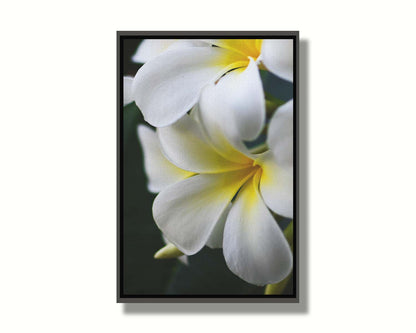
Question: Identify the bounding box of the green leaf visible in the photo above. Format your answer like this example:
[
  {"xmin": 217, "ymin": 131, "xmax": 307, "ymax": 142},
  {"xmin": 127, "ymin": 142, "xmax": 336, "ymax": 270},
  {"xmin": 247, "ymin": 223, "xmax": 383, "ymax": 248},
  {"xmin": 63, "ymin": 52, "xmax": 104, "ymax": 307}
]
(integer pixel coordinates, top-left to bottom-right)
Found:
[
  {"xmin": 265, "ymin": 95, "xmax": 286, "ymax": 117},
  {"xmin": 260, "ymin": 70, "xmax": 293, "ymax": 103},
  {"xmin": 284, "ymin": 220, "xmax": 294, "ymax": 249}
]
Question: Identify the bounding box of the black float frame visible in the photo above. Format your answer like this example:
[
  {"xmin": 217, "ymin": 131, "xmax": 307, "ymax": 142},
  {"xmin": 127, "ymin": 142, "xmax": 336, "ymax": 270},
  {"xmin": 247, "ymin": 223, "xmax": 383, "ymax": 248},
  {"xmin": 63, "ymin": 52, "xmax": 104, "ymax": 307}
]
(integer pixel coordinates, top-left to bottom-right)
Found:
[{"xmin": 117, "ymin": 31, "xmax": 299, "ymax": 303}]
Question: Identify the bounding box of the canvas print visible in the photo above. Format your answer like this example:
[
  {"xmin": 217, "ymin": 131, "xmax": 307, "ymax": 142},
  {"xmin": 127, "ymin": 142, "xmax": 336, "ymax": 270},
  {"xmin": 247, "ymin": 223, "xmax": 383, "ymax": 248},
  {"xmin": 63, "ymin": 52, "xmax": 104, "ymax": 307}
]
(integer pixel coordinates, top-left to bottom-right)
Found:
[{"xmin": 118, "ymin": 32, "xmax": 298, "ymax": 301}]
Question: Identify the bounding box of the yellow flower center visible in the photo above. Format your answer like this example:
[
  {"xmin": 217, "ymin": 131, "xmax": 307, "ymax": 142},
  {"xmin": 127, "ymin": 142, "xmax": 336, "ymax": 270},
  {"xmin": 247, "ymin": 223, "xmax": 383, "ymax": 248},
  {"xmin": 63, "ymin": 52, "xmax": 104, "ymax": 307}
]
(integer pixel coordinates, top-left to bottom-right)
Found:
[
  {"xmin": 232, "ymin": 159, "xmax": 263, "ymax": 199},
  {"xmin": 232, "ymin": 161, "xmax": 263, "ymax": 207},
  {"xmin": 209, "ymin": 39, "xmax": 264, "ymax": 73},
  {"xmin": 215, "ymin": 39, "xmax": 263, "ymax": 60}
]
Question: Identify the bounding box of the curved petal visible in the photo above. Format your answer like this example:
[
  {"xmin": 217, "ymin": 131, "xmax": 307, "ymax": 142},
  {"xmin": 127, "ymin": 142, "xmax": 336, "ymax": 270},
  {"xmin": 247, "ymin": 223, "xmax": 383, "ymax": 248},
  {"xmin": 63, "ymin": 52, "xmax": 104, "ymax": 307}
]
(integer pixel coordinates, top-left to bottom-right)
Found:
[
  {"xmin": 123, "ymin": 76, "xmax": 134, "ymax": 106},
  {"xmin": 132, "ymin": 39, "xmax": 176, "ymax": 63},
  {"xmin": 132, "ymin": 47, "xmax": 248, "ymax": 127},
  {"xmin": 160, "ymin": 236, "xmax": 189, "ymax": 265},
  {"xmin": 223, "ymin": 172, "xmax": 293, "ymax": 285},
  {"xmin": 158, "ymin": 114, "xmax": 247, "ymax": 173},
  {"xmin": 132, "ymin": 39, "xmax": 209, "ymax": 63},
  {"xmin": 206, "ymin": 203, "xmax": 231, "ymax": 249},
  {"xmin": 257, "ymin": 151, "xmax": 293, "ymax": 218},
  {"xmin": 267, "ymin": 100, "xmax": 293, "ymax": 167},
  {"xmin": 214, "ymin": 58, "xmax": 265, "ymax": 140},
  {"xmin": 197, "ymin": 83, "xmax": 254, "ymax": 164},
  {"xmin": 137, "ymin": 125, "xmax": 193, "ymax": 193},
  {"xmin": 260, "ymin": 39, "xmax": 293, "ymax": 82},
  {"xmin": 152, "ymin": 168, "xmax": 254, "ymax": 255}
]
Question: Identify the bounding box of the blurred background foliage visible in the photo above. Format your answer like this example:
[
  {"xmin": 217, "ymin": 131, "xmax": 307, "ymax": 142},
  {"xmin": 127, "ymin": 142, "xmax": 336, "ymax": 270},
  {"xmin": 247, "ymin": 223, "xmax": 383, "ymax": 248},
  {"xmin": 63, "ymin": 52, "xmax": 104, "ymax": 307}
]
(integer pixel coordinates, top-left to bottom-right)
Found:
[{"xmin": 121, "ymin": 38, "xmax": 294, "ymax": 296}]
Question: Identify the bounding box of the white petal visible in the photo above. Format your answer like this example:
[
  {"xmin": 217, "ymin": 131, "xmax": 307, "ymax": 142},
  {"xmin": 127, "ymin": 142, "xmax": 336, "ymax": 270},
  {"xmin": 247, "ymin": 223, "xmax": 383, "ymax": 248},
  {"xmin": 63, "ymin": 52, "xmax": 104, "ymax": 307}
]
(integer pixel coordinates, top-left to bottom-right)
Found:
[
  {"xmin": 260, "ymin": 39, "xmax": 293, "ymax": 82},
  {"xmin": 223, "ymin": 173, "xmax": 293, "ymax": 285},
  {"xmin": 123, "ymin": 76, "xmax": 134, "ymax": 106},
  {"xmin": 132, "ymin": 39, "xmax": 209, "ymax": 63},
  {"xmin": 197, "ymin": 83, "xmax": 254, "ymax": 164},
  {"xmin": 132, "ymin": 47, "xmax": 248, "ymax": 127},
  {"xmin": 170, "ymin": 40, "xmax": 208, "ymax": 48},
  {"xmin": 158, "ymin": 114, "xmax": 247, "ymax": 173},
  {"xmin": 206, "ymin": 203, "xmax": 231, "ymax": 249},
  {"xmin": 132, "ymin": 39, "xmax": 176, "ymax": 63},
  {"xmin": 214, "ymin": 58, "xmax": 265, "ymax": 140},
  {"xmin": 257, "ymin": 151, "xmax": 293, "ymax": 218},
  {"xmin": 137, "ymin": 125, "xmax": 193, "ymax": 193},
  {"xmin": 152, "ymin": 168, "xmax": 253, "ymax": 255},
  {"xmin": 267, "ymin": 100, "xmax": 293, "ymax": 167},
  {"xmin": 160, "ymin": 236, "xmax": 189, "ymax": 265}
]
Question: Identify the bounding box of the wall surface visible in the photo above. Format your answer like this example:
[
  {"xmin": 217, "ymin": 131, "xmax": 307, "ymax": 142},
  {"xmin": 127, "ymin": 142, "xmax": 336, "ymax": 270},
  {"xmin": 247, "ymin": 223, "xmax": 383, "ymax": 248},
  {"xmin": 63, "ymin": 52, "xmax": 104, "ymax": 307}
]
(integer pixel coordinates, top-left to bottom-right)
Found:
[{"xmin": 1, "ymin": 1, "xmax": 415, "ymax": 332}]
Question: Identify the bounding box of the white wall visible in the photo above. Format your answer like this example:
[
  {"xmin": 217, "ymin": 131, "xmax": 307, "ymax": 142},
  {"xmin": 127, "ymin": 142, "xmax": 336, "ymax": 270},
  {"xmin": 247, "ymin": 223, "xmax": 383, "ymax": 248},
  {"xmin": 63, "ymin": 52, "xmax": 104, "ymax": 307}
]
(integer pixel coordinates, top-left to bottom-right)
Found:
[{"xmin": 1, "ymin": 1, "xmax": 415, "ymax": 332}]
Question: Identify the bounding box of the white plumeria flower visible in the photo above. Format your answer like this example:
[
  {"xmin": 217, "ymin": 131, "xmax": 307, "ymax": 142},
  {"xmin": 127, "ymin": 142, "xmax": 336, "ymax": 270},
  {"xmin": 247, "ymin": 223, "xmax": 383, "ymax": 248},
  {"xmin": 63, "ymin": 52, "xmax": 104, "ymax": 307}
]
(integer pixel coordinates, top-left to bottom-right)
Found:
[
  {"xmin": 132, "ymin": 39, "xmax": 293, "ymax": 141},
  {"xmin": 137, "ymin": 83, "xmax": 294, "ymax": 286},
  {"xmin": 131, "ymin": 39, "xmax": 208, "ymax": 64}
]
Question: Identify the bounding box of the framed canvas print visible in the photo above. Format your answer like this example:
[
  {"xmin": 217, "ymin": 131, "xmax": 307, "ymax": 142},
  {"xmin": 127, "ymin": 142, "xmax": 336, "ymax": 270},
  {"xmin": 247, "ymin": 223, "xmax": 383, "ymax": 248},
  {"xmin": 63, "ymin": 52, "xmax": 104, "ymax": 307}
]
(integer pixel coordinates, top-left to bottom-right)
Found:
[{"xmin": 117, "ymin": 31, "xmax": 299, "ymax": 302}]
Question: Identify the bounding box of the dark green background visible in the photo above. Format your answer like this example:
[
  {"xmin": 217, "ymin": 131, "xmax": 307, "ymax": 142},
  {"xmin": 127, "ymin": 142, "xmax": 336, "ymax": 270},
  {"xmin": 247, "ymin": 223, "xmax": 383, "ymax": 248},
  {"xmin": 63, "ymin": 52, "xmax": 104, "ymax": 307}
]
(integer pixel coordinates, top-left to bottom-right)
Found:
[{"xmin": 121, "ymin": 39, "xmax": 293, "ymax": 295}]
